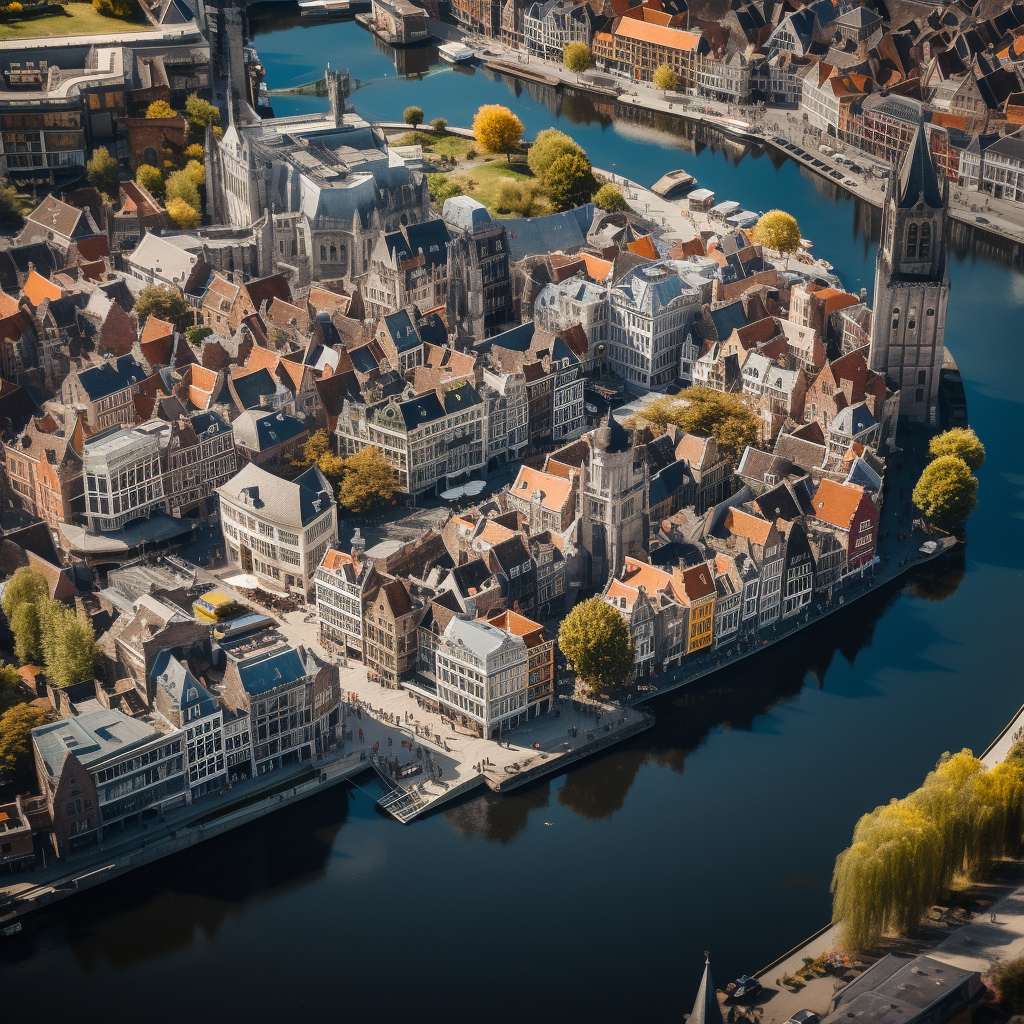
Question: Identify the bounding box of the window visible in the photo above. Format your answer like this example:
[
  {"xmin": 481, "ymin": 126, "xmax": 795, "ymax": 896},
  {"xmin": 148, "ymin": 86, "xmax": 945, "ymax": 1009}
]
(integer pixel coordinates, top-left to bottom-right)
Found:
[
  {"xmin": 908, "ymin": 306, "xmax": 916, "ymax": 331},
  {"xmin": 891, "ymin": 307, "xmax": 900, "ymax": 334},
  {"xmin": 915, "ymin": 387, "xmax": 924, "ymax": 403},
  {"xmin": 905, "ymin": 222, "xmax": 918, "ymax": 259},
  {"xmin": 320, "ymin": 245, "xmax": 326, "ymax": 261},
  {"xmin": 919, "ymin": 222, "xmax": 931, "ymax": 260},
  {"xmin": 330, "ymin": 244, "xmax": 337, "ymax": 261},
  {"xmin": 917, "ymin": 370, "xmax": 926, "ymax": 386}
]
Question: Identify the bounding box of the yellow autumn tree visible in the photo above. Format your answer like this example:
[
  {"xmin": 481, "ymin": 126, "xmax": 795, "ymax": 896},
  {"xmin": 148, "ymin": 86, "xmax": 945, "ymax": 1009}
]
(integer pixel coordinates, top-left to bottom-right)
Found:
[
  {"xmin": 751, "ymin": 210, "xmax": 801, "ymax": 253},
  {"xmin": 472, "ymin": 105, "xmax": 524, "ymax": 163}
]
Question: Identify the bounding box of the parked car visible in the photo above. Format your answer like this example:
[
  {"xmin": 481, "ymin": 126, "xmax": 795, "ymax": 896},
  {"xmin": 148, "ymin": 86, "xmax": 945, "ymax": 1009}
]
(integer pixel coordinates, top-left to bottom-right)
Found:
[
  {"xmin": 785, "ymin": 1012, "xmax": 820, "ymax": 1024},
  {"xmin": 727, "ymin": 976, "xmax": 762, "ymax": 1000}
]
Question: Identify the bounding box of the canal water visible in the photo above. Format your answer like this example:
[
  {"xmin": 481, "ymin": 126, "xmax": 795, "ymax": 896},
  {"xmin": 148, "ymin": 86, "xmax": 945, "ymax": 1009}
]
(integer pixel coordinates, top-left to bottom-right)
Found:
[{"xmin": 4, "ymin": 14, "xmax": 1023, "ymax": 1020}]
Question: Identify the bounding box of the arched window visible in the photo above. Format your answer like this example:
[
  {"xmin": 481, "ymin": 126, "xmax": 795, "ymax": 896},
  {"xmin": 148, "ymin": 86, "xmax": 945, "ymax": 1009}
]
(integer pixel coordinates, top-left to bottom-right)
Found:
[
  {"xmin": 320, "ymin": 245, "xmax": 326, "ymax": 261},
  {"xmin": 926, "ymin": 308, "xmax": 935, "ymax": 317},
  {"xmin": 905, "ymin": 222, "xmax": 918, "ymax": 260},
  {"xmin": 891, "ymin": 307, "xmax": 900, "ymax": 334},
  {"xmin": 907, "ymin": 306, "xmax": 917, "ymax": 331},
  {"xmin": 919, "ymin": 222, "xmax": 931, "ymax": 261},
  {"xmin": 338, "ymin": 244, "xmax": 346, "ymax": 269},
  {"xmin": 329, "ymin": 244, "xmax": 337, "ymax": 262}
]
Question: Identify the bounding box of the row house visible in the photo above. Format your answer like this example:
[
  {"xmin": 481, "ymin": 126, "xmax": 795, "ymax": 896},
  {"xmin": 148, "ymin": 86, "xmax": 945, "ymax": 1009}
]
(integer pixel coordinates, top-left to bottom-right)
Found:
[
  {"xmin": 451, "ymin": 0, "xmax": 502, "ymax": 38},
  {"xmin": 959, "ymin": 131, "xmax": 1024, "ymax": 203},
  {"xmin": 2, "ymin": 408, "xmax": 84, "ymax": 531},
  {"xmin": 740, "ymin": 352, "xmax": 808, "ymax": 443},
  {"xmin": 802, "ymin": 348, "xmax": 892, "ymax": 439},
  {"xmin": 219, "ymin": 639, "xmax": 339, "ymax": 774},
  {"xmin": 363, "ymin": 219, "xmax": 452, "ymax": 321},
  {"xmin": 810, "ymin": 478, "xmax": 879, "ymax": 573},
  {"xmin": 522, "ymin": 0, "xmax": 592, "ymax": 58},
  {"xmin": 62, "ymin": 354, "xmax": 146, "ymax": 435},
  {"xmin": 850, "ymin": 93, "xmax": 924, "ymax": 166},
  {"xmin": 799, "ymin": 62, "xmax": 870, "ymax": 138},
  {"xmin": 532, "ymin": 276, "xmax": 608, "ymax": 378},
  {"xmin": 696, "ymin": 51, "xmax": 754, "ymax": 105},
  {"xmin": 218, "ymin": 462, "xmax": 338, "ymax": 596},
  {"xmin": 315, "ymin": 547, "xmax": 379, "ymax": 658},
  {"xmin": 507, "ymin": 464, "xmax": 577, "ymax": 535},
  {"xmin": 164, "ymin": 412, "xmax": 237, "ymax": 518},
  {"xmin": 609, "ymin": 262, "xmax": 702, "ymax": 392},
  {"xmin": 480, "ymin": 368, "xmax": 529, "ymax": 469},
  {"xmin": 487, "ymin": 609, "xmax": 555, "ymax": 717},
  {"xmin": 606, "ymin": 19, "xmax": 709, "ymax": 89},
  {"xmin": 375, "ymin": 308, "xmax": 448, "ymax": 377},
  {"xmin": 341, "ymin": 381, "xmax": 486, "ymax": 498},
  {"xmin": 363, "ymin": 577, "xmax": 425, "ymax": 688},
  {"xmin": 765, "ymin": 0, "xmax": 837, "ymax": 58},
  {"xmin": 484, "ymin": 534, "xmax": 537, "ymax": 618}
]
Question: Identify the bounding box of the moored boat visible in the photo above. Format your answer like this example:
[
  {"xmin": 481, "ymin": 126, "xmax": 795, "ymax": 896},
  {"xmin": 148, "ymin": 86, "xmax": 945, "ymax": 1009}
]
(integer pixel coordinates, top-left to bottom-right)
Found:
[
  {"xmin": 437, "ymin": 40, "xmax": 475, "ymax": 63},
  {"xmin": 298, "ymin": 0, "xmax": 350, "ymax": 18}
]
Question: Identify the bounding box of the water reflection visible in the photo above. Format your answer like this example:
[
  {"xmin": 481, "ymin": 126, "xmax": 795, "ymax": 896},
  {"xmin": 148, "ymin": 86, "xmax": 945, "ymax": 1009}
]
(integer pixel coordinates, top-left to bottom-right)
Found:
[{"xmin": 446, "ymin": 562, "xmax": 962, "ymax": 840}]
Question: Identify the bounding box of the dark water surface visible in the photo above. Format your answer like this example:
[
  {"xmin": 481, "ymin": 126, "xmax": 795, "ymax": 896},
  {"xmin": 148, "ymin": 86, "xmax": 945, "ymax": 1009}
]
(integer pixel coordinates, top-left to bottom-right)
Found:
[{"xmin": 5, "ymin": 15, "xmax": 1023, "ymax": 1020}]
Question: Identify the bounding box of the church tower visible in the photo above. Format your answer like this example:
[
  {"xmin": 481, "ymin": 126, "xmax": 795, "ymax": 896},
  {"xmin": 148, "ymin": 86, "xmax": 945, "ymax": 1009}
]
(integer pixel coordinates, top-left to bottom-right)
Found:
[{"xmin": 869, "ymin": 121, "xmax": 950, "ymax": 425}]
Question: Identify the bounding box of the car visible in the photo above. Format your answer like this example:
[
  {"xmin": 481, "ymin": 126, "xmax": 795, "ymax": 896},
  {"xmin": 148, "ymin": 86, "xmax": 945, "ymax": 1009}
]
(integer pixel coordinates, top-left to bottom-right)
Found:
[
  {"xmin": 976, "ymin": 216, "xmax": 990, "ymax": 225},
  {"xmin": 786, "ymin": 1012, "xmax": 820, "ymax": 1024},
  {"xmin": 726, "ymin": 976, "xmax": 762, "ymax": 1000}
]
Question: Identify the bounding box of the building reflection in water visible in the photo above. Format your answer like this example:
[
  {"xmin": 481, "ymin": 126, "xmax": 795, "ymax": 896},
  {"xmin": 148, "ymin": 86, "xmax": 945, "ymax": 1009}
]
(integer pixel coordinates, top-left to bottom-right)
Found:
[{"xmin": 446, "ymin": 558, "xmax": 964, "ymax": 838}]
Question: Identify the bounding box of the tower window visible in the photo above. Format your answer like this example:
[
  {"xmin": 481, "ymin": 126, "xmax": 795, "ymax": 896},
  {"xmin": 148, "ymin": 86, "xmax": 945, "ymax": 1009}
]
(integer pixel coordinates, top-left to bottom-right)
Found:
[
  {"xmin": 891, "ymin": 307, "xmax": 900, "ymax": 334},
  {"xmin": 330, "ymin": 244, "xmax": 337, "ymax": 261},
  {"xmin": 915, "ymin": 388, "xmax": 924, "ymax": 403},
  {"xmin": 905, "ymin": 223, "xmax": 918, "ymax": 260},
  {"xmin": 908, "ymin": 307, "xmax": 917, "ymax": 331},
  {"xmin": 320, "ymin": 245, "xmax": 326, "ymax": 261},
  {"xmin": 919, "ymin": 222, "xmax": 931, "ymax": 261},
  {"xmin": 926, "ymin": 308, "xmax": 935, "ymax": 317},
  {"xmin": 917, "ymin": 370, "xmax": 926, "ymax": 385}
]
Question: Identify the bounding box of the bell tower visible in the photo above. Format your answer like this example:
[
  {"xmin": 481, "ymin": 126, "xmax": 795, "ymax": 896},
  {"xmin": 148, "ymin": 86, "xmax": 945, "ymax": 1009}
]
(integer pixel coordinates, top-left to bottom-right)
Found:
[{"xmin": 869, "ymin": 120, "xmax": 950, "ymax": 425}]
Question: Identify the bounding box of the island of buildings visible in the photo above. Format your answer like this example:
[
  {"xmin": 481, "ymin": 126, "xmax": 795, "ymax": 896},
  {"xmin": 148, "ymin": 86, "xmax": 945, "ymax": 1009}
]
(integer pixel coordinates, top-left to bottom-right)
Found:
[{"xmin": 0, "ymin": 0, "xmax": 969, "ymax": 900}]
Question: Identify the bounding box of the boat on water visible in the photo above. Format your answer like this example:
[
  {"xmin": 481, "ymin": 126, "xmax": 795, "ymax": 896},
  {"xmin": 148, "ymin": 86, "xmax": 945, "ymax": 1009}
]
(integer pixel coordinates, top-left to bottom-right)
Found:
[
  {"xmin": 703, "ymin": 114, "xmax": 758, "ymax": 140},
  {"xmin": 437, "ymin": 41, "xmax": 475, "ymax": 64},
  {"xmin": 298, "ymin": 0, "xmax": 351, "ymax": 17},
  {"xmin": 651, "ymin": 168, "xmax": 696, "ymax": 198}
]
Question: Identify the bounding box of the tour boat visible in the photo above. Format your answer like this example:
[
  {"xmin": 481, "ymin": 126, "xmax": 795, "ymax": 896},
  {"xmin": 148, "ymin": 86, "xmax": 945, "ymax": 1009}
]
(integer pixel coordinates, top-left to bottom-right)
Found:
[
  {"xmin": 437, "ymin": 41, "xmax": 475, "ymax": 64},
  {"xmin": 298, "ymin": 0, "xmax": 350, "ymax": 18}
]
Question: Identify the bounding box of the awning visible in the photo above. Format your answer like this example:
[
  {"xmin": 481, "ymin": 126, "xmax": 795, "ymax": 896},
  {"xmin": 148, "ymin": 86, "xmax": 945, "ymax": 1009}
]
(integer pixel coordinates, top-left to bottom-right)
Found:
[
  {"xmin": 710, "ymin": 200, "xmax": 741, "ymax": 216},
  {"xmin": 223, "ymin": 573, "xmax": 260, "ymax": 590}
]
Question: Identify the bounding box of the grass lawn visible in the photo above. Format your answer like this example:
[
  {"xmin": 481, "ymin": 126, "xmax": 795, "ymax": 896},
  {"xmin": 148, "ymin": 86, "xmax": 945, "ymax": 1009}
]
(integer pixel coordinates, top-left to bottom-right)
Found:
[
  {"xmin": 391, "ymin": 131, "xmax": 476, "ymax": 163},
  {"xmin": 441, "ymin": 158, "xmax": 552, "ymax": 218},
  {"xmin": 0, "ymin": 2, "xmax": 156, "ymax": 39}
]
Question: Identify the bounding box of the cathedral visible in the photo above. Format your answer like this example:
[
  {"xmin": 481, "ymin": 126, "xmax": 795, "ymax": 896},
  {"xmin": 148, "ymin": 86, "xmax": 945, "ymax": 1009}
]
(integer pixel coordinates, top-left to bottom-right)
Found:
[{"xmin": 868, "ymin": 120, "xmax": 950, "ymax": 426}]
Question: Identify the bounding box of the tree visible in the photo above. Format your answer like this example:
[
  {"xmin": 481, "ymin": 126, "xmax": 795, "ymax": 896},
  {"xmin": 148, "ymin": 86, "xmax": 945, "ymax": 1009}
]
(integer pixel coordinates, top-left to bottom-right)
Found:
[
  {"xmin": 427, "ymin": 173, "xmax": 464, "ymax": 205},
  {"xmin": 429, "ymin": 117, "xmax": 448, "ymax": 134},
  {"xmin": 338, "ymin": 446, "xmax": 396, "ymax": 512},
  {"xmin": 527, "ymin": 128, "xmax": 585, "ymax": 180},
  {"xmin": 593, "ymin": 182, "xmax": 629, "ymax": 212},
  {"xmin": 166, "ymin": 197, "xmax": 201, "ymax": 229},
  {"xmin": 186, "ymin": 324, "xmax": 212, "ymax": 346},
  {"xmin": 1, "ymin": 566, "xmax": 48, "ymax": 622},
  {"xmin": 403, "ymin": 106, "xmax": 424, "ymax": 128},
  {"xmin": 136, "ymin": 163, "xmax": 165, "ymax": 200},
  {"xmin": 165, "ymin": 168, "xmax": 201, "ymax": 213},
  {"xmin": 751, "ymin": 209, "xmax": 801, "ymax": 254},
  {"xmin": 184, "ymin": 93, "xmax": 220, "ymax": 132},
  {"xmin": 912, "ymin": 455, "xmax": 978, "ymax": 532},
  {"xmin": 182, "ymin": 159, "xmax": 206, "ymax": 188},
  {"xmin": 544, "ymin": 152, "xmax": 597, "ymax": 213},
  {"xmin": 0, "ymin": 663, "xmax": 21, "ymax": 714},
  {"xmin": 653, "ymin": 63, "xmax": 679, "ymax": 92},
  {"xmin": 10, "ymin": 604, "xmax": 43, "ymax": 666},
  {"xmin": 145, "ymin": 99, "xmax": 177, "ymax": 119},
  {"xmin": 563, "ymin": 41, "xmax": 592, "ymax": 75},
  {"xmin": 0, "ymin": 178, "xmax": 24, "ymax": 232},
  {"xmin": 472, "ymin": 104, "xmax": 524, "ymax": 163},
  {"xmin": 929, "ymin": 427, "xmax": 985, "ymax": 472},
  {"xmin": 631, "ymin": 389, "xmax": 758, "ymax": 464},
  {"xmin": 558, "ymin": 598, "xmax": 633, "ymax": 694},
  {"xmin": 184, "ymin": 143, "xmax": 205, "ymax": 161},
  {"xmin": 134, "ymin": 284, "xmax": 189, "ymax": 330},
  {"xmin": 994, "ymin": 957, "xmax": 1024, "ymax": 1015},
  {"xmin": 0, "ymin": 704, "xmax": 47, "ymax": 776},
  {"xmin": 39, "ymin": 602, "xmax": 97, "ymax": 690},
  {"xmin": 93, "ymin": 0, "xmax": 136, "ymax": 16},
  {"xmin": 496, "ymin": 179, "xmax": 537, "ymax": 217},
  {"xmin": 87, "ymin": 145, "xmax": 120, "ymax": 198}
]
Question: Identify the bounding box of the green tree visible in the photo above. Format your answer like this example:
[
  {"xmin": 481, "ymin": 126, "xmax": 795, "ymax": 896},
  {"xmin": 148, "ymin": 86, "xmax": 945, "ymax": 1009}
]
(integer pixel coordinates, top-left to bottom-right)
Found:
[
  {"xmin": 429, "ymin": 117, "xmax": 448, "ymax": 134},
  {"xmin": 166, "ymin": 197, "xmax": 201, "ymax": 229},
  {"xmin": 1, "ymin": 566, "xmax": 49, "ymax": 621},
  {"xmin": 165, "ymin": 168, "xmax": 201, "ymax": 213},
  {"xmin": 184, "ymin": 93, "xmax": 220, "ymax": 132},
  {"xmin": 563, "ymin": 41, "xmax": 592, "ymax": 75},
  {"xmin": 653, "ymin": 63, "xmax": 679, "ymax": 92},
  {"xmin": 145, "ymin": 99, "xmax": 177, "ymax": 119},
  {"xmin": 543, "ymin": 152, "xmax": 597, "ymax": 212},
  {"xmin": 994, "ymin": 957, "xmax": 1024, "ymax": 1014},
  {"xmin": 186, "ymin": 324, "xmax": 212, "ymax": 346},
  {"xmin": 472, "ymin": 104, "xmax": 524, "ymax": 163},
  {"xmin": 527, "ymin": 128, "xmax": 585, "ymax": 180},
  {"xmin": 912, "ymin": 455, "xmax": 978, "ymax": 532},
  {"xmin": 0, "ymin": 663, "xmax": 20, "ymax": 714},
  {"xmin": 87, "ymin": 145, "xmax": 120, "ymax": 199},
  {"xmin": 93, "ymin": 0, "xmax": 136, "ymax": 16},
  {"xmin": 558, "ymin": 597, "xmax": 633, "ymax": 694},
  {"xmin": 593, "ymin": 182, "xmax": 628, "ymax": 212},
  {"xmin": 403, "ymin": 105, "xmax": 424, "ymax": 128},
  {"xmin": 10, "ymin": 604, "xmax": 43, "ymax": 666},
  {"xmin": 338, "ymin": 446, "xmax": 396, "ymax": 513},
  {"xmin": 427, "ymin": 173, "xmax": 464, "ymax": 205},
  {"xmin": 136, "ymin": 163, "xmax": 165, "ymax": 200},
  {"xmin": 39, "ymin": 602, "xmax": 98, "ymax": 690},
  {"xmin": 182, "ymin": 159, "xmax": 206, "ymax": 188},
  {"xmin": 929, "ymin": 427, "xmax": 985, "ymax": 472},
  {"xmin": 0, "ymin": 178, "xmax": 25, "ymax": 231},
  {"xmin": 134, "ymin": 284, "xmax": 189, "ymax": 330},
  {"xmin": 751, "ymin": 209, "xmax": 801, "ymax": 253},
  {"xmin": 495, "ymin": 179, "xmax": 537, "ymax": 216},
  {"xmin": 0, "ymin": 704, "xmax": 47, "ymax": 776},
  {"xmin": 631, "ymin": 389, "xmax": 758, "ymax": 464}
]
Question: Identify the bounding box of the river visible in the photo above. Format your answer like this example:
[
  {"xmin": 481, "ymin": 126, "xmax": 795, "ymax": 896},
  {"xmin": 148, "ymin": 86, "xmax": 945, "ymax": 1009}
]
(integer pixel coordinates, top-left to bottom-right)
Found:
[{"xmin": 4, "ymin": 13, "xmax": 1023, "ymax": 1020}]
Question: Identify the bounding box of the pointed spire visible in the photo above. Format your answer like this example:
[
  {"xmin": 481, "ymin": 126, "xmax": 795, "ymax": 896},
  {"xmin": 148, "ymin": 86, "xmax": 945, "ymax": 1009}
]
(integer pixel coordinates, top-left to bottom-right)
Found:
[
  {"xmin": 896, "ymin": 118, "xmax": 944, "ymax": 210},
  {"xmin": 688, "ymin": 953, "xmax": 724, "ymax": 1024}
]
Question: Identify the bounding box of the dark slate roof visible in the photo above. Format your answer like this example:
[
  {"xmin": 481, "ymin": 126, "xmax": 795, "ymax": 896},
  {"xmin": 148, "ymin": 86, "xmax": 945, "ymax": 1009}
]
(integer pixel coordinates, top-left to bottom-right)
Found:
[
  {"xmin": 190, "ymin": 410, "xmax": 229, "ymax": 436},
  {"xmin": 488, "ymin": 534, "xmax": 531, "ymax": 575},
  {"xmin": 489, "ymin": 320, "xmax": 536, "ymax": 353},
  {"xmin": 233, "ymin": 367, "xmax": 278, "ymax": 409},
  {"xmin": 387, "ymin": 219, "xmax": 451, "ymax": 270},
  {"xmin": 399, "ymin": 390, "xmax": 446, "ymax": 430},
  {"xmin": 650, "ymin": 459, "xmax": 693, "ymax": 507},
  {"xmin": 6, "ymin": 242, "xmax": 58, "ymax": 278},
  {"xmin": 754, "ymin": 481, "xmax": 803, "ymax": 522},
  {"xmin": 77, "ymin": 355, "xmax": 146, "ymax": 401},
  {"xmin": 897, "ymin": 123, "xmax": 944, "ymax": 209},
  {"xmin": 451, "ymin": 557, "xmax": 493, "ymax": 594},
  {"xmin": 237, "ymin": 647, "xmax": 307, "ymax": 697},
  {"xmin": 378, "ymin": 370, "xmax": 407, "ymax": 398},
  {"xmin": 441, "ymin": 381, "xmax": 482, "ymax": 414},
  {"xmin": 382, "ymin": 309, "xmax": 421, "ymax": 353},
  {"xmin": 247, "ymin": 410, "xmax": 307, "ymax": 451},
  {"xmin": 708, "ymin": 301, "xmax": 750, "ymax": 340},
  {"xmin": 294, "ymin": 465, "xmax": 335, "ymax": 523},
  {"xmin": 649, "ymin": 540, "xmax": 705, "ymax": 569},
  {"xmin": 349, "ymin": 343, "xmax": 382, "ymax": 375},
  {"xmin": 502, "ymin": 204, "xmax": 595, "ymax": 262},
  {"xmin": 416, "ymin": 311, "xmax": 448, "ymax": 346}
]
